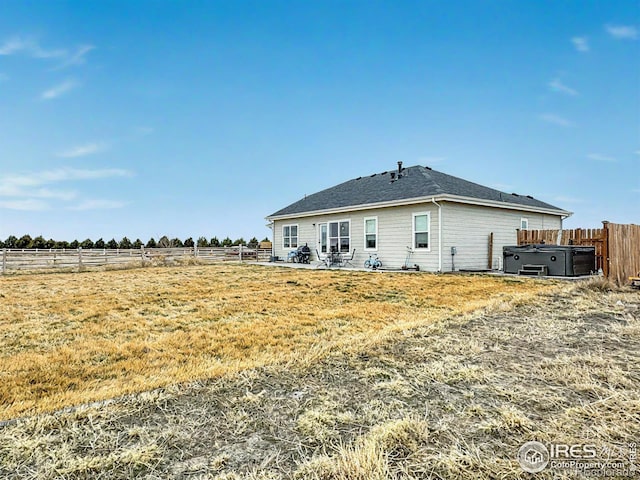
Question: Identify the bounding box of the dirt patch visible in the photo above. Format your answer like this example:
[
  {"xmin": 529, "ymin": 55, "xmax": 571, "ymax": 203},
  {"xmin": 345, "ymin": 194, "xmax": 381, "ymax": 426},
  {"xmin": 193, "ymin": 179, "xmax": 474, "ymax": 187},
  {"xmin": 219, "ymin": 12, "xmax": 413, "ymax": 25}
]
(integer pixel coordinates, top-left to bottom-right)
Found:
[{"xmin": 0, "ymin": 283, "xmax": 638, "ymax": 479}]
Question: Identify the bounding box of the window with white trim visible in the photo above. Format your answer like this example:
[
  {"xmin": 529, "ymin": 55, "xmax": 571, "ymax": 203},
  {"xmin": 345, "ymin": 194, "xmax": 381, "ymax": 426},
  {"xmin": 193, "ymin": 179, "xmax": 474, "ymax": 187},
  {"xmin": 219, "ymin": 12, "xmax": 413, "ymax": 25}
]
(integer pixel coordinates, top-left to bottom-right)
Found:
[
  {"xmin": 520, "ymin": 218, "xmax": 529, "ymax": 230},
  {"xmin": 329, "ymin": 220, "xmax": 350, "ymax": 253},
  {"xmin": 282, "ymin": 224, "xmax": 298, "ymax": 249},
  {"xmin": 364, "ymin": 217, "xmax": 377, "ymax": 250},
  {"xmin": 413, "ymin": 212, "xmax": 430, "ymax": 249}
]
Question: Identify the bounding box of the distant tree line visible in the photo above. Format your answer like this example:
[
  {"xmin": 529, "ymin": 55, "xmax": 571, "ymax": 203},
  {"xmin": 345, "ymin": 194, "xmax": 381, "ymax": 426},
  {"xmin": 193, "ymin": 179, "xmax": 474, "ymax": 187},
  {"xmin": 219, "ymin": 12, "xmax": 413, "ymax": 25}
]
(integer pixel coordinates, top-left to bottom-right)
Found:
[{"xmin": 0, "ymin": 235, "xmax": 271, "ymax": 250}]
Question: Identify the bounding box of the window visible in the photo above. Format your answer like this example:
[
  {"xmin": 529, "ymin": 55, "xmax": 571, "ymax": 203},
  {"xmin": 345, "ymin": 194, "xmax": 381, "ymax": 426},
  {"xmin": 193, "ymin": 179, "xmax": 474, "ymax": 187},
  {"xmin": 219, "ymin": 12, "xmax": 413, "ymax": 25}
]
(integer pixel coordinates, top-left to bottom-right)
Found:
[
  {"xmin": 328, "ymin": 220, "xmax": 350, "ymax": 253},
  {"xmin": 413, "ymin": 212, "xmax": 430, "ymax": 250},
  {"xmin": 283, "ymin": 224, "xmax": 298, "ymax": 249},
  {"xmin": 520, "ymin": 218, "xmax": 529, "ymax": 230},
  {"xmin": 364, "ymin": 217, "xmax": 377, "ymax": 250}
]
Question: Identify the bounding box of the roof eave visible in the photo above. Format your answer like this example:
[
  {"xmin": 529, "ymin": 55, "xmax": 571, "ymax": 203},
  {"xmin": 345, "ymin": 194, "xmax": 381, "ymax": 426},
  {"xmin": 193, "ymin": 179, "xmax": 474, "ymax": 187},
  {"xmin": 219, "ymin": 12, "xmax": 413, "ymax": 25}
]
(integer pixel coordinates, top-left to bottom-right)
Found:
[
  {"xmin": 439, "ymin": 194, "xmax": 572, "ymax": 217},
  {"xmin": 266, "ymin": 194, "xmax": 571, "ymax": 221}
]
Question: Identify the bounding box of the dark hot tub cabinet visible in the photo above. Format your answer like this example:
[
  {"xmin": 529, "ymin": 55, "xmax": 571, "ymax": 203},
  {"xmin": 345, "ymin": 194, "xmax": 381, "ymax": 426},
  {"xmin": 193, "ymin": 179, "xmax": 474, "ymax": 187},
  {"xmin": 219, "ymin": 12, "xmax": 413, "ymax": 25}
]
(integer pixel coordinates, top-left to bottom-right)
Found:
[{"xmin": 503, "ymin": 245, "xmax": 596, "ymax": 277}]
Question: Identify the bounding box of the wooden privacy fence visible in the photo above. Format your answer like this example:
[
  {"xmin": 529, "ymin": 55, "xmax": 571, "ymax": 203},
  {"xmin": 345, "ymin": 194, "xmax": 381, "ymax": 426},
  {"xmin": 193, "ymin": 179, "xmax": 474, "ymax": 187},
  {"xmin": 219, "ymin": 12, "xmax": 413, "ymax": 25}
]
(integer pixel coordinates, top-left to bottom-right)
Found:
[
  {"xmin": 1, "ymin": 246, "xmax": 272, "ymax": 274},
  {"xmin": 518, "ymin": 221, "xmax": 640, "ymax": 285},
  {"xmin": 607, "ymin": 223, "xmax": 640, "ymax": 286}
]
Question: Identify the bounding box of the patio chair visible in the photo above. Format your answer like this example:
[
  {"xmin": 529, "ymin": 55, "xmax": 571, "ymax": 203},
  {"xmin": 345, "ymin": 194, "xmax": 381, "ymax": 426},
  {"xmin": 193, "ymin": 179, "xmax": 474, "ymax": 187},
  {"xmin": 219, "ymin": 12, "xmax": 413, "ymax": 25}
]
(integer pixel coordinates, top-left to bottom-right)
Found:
[
  {"xmin": 343, "ymin": 249, "xmax": 356, "ymax": 267},
  {"xmin": 315, "ymin": 249, "xmax": 329, "ymax": 269}
]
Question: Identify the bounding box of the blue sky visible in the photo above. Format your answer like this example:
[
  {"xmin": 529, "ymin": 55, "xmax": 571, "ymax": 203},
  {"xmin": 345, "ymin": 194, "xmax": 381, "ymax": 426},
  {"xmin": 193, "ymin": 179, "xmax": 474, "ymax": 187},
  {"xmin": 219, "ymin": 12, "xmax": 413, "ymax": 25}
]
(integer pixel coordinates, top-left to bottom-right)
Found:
[{"xmin": 0, "ymin": 0, "xmax": 638, "ymax": 242}]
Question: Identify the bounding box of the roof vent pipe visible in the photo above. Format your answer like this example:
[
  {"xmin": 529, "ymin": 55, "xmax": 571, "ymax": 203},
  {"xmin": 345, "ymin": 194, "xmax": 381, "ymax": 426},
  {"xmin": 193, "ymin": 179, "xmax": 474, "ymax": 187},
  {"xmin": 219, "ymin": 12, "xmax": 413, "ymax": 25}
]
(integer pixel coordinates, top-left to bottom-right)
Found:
[{"xmin": 397, "ymin": 161, "xmax": 403, "ymax": 174}]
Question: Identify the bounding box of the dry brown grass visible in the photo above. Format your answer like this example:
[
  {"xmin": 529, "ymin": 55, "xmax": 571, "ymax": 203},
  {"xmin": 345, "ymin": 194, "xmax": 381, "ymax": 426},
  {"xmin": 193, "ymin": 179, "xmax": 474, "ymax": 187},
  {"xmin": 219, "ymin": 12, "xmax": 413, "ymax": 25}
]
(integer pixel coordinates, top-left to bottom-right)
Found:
[
  {"xmin": 0, "ymin": 275, "xmax": 638, "ymax": 479},
  {"xmin": 0, "ymin": 265, "xmax": 553, "ymax": 421}
]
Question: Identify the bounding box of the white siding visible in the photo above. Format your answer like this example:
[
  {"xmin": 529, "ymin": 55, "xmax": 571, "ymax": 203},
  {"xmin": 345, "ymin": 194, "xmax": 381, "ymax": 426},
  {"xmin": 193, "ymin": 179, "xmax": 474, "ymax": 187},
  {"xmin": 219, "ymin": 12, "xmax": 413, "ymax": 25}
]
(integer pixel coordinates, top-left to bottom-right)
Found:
[
  {"xmin": 441, "ymin": 202, "xmax": 562, "ymax": 271},
  {"xmin": 272, "ymin": 201, "xmax": 562, "ymax": 272},
  {"xmin": 273, "ymin": 203, "xmax": 440, "ymax": 270}
]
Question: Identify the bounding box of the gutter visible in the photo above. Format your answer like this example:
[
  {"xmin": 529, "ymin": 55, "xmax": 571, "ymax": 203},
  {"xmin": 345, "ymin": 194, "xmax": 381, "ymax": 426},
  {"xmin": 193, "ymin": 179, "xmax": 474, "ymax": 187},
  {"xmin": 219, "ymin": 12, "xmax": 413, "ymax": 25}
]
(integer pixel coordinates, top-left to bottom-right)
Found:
[
  {"xmin": 560, "ymin": 211, "xmax": 573, "ymax": 228},
  {"xmin": 266, "ymin": 194, "xmax": 571, "ymax": 222},
  {"xmin": 431, "ymin": 198, "xmax": 442, "ymax": 272}
]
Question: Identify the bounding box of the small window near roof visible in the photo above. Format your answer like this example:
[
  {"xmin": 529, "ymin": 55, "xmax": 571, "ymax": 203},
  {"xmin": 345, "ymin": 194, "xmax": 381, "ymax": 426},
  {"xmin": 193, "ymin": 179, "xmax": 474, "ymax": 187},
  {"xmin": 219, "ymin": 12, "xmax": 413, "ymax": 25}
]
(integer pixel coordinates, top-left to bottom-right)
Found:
[{"xmin": 520, "ymin": 218, "xmax": 529, "ymax": 230}]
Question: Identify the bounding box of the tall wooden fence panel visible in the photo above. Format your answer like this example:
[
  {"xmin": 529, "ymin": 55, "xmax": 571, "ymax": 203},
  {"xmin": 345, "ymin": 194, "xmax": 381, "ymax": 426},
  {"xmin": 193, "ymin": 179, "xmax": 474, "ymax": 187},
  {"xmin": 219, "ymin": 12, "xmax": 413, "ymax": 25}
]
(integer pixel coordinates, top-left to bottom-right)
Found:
[
  {"xmin": 607, "ymin": 223, "xmax": 640, "ymax": 286},
  {"xmin": 518, "ymin": 222, "xmax": 640, "ymax": 284}
]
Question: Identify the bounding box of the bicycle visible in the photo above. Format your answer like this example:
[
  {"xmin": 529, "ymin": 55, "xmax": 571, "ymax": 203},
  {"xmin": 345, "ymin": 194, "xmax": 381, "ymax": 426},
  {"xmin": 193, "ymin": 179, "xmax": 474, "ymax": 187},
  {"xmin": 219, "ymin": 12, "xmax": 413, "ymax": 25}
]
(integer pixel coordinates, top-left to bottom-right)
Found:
[{"xmin": 364, "ymin": 253, "xmax": 382, "ymax": 270}]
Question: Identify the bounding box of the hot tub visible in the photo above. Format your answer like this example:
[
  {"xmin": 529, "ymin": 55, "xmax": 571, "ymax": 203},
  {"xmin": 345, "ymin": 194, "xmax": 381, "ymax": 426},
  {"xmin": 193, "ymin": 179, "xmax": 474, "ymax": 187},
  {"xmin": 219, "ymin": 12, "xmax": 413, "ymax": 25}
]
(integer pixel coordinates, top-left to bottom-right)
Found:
[{"xmin": 503, "ymin": 245, "xmax": 596, "ymax": 276}]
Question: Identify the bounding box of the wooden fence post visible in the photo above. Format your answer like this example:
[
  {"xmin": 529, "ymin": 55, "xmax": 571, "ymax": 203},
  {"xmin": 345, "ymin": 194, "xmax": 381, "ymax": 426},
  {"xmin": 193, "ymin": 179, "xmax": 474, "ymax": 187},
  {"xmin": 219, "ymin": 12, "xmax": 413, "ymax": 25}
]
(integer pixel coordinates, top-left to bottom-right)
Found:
[
  {"xmin": 488, "ymin": 232, "xmax": 493, "ymax": 269},
  {"xmin": 78, "ymin": 247, "xmax": 83, "ymax": 269},
  {"xmin": 2, "ymin": 248, "xmax": 6, "ymax": 275},
  {"xmin": 602, "ymin": 221, "xmax": 610, "ymax": 278},
  {"xmin": 239, "ymin": 244, "xmax": 243, "ymax": 262}
]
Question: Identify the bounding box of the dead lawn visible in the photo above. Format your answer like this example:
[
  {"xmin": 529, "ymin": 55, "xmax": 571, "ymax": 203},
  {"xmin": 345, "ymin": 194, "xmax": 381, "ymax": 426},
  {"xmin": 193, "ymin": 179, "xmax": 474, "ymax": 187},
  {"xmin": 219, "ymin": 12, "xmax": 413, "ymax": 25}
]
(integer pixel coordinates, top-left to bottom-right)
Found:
[
  {"xmin": 0, "ymin": 264, "xmax": 554, "ymax": 421},
  {"xmin": 0, "ymin": 276, "xmax": 637, "ymax": 479}
]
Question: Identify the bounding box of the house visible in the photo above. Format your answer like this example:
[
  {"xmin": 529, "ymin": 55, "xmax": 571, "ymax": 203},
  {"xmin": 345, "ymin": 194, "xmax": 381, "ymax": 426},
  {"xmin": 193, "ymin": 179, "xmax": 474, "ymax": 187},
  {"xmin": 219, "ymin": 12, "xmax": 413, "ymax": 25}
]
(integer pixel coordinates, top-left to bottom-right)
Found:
[{"xmin": 266, "ymin": 163, "xmax": 571, "ymax": 271}]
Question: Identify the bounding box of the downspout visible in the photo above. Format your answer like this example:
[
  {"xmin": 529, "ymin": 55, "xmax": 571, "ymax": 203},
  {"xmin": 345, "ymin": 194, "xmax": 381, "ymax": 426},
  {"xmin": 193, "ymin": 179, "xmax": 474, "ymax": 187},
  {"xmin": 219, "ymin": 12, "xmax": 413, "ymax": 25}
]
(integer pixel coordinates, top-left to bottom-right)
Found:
[
  {"xmin": 557, "ymin": 213, "xmax": 573, "ymax": 244},
  {"xmin": 431, "ymin": 198, "xmax": 442, "ymax": 272},
  {"xmin": 266, "ymin": 221, "xmax": 274, "ymax": 260},
  {"xmin": 560, "ymin": 212, "xmax": 572, "ymax": 228}
]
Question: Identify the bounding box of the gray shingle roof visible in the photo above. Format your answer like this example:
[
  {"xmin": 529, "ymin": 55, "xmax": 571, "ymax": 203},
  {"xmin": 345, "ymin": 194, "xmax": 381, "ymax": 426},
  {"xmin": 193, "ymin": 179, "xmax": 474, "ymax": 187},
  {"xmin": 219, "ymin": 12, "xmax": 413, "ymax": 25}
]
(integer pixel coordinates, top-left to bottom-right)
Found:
[{"xmin": 268, "ymin": 165, "xmax": 565, "ymax": 218}]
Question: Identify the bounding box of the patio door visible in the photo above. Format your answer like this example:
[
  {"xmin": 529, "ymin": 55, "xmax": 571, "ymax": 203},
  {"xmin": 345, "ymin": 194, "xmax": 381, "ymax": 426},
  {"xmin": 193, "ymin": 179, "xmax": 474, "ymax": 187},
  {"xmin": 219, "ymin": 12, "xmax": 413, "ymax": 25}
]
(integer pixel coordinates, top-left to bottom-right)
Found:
[{"xmin": 318, "ymin": 223, "xmax": 328, "ymax": 254}]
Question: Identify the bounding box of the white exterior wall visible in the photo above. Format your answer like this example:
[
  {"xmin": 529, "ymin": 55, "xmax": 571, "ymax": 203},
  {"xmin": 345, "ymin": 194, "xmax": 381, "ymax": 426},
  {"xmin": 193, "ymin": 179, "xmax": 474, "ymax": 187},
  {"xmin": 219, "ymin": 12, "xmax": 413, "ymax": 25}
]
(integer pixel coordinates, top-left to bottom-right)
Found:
[
  {"xmin": 272, "ymin": 203, "xmax": 440, "ymax": 271},
  {"xmin": 272, "ymin": 201, "xmax": 562, "ymax": 272},
  {"xmin": 441, "ymin": 202, "xmax": 562, "ymax": 271}
]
